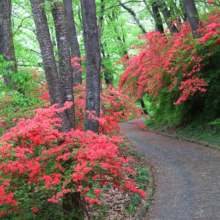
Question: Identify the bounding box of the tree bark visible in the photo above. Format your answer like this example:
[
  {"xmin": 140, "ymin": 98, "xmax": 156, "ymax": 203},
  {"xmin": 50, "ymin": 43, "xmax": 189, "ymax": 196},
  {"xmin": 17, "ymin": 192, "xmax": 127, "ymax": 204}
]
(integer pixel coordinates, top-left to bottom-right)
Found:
[
  {"xmin": 51, "ymin": 2, "xmax": 81, "ymax": 218},
  {"xmin": 151, "ymin": 2, "xmax": 164, "ymax": 34},
  {"xmin": 30, "ymin": 1, "xmax": 82, "ymax": 219},
  {"xmin": 30, "ymin": 0, "xmax": 72, "ymax": 133},
  {"xmin": 63, "ymin": 0, "xmax": 82, "ymax": 86},
  {"xmin": 143, "ymin": 0, "xmax": 158, "ymax": 31},
  {"xmin": 143, "ymin": 0, "xmax": 164, "ymax": 33},
  {"xmin": 51, "ymin": 1, "xmax": 75, "ymax": 129},
  {"xmin": 0, "ymin": 0, "xmax": 18, "ymax": 88},
  {"xmin": 182, "ymin": 0, "xmax": 200, "ymax": 38},
  {"xmin": 101, "ymin": 48, "xmax": 114, "ymax": 86},
  {"xmin": 81, "ymin": 0, "xmax": 101, "ymax": 133},
  {"xmin": 174, "ymin": 1, "xmax": 187, "ymax": 22},
  {"xmin": 140, "ymin": 98, "xmax": 148, "ymax": 115},
  {"xmin": 158, "ymin": 1, "xmax": 178, "ymax": 34}
]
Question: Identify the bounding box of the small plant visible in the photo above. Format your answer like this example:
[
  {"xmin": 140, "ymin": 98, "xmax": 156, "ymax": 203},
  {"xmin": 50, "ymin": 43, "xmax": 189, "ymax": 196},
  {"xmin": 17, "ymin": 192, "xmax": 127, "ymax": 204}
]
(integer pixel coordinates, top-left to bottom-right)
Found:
[
  {"xmin": 209, "ymin": 118, "xmax": 220, "ymax": 128},
  {"xmin": 126, "ymin": 167, "xmax": 148, "ymax": 214}
]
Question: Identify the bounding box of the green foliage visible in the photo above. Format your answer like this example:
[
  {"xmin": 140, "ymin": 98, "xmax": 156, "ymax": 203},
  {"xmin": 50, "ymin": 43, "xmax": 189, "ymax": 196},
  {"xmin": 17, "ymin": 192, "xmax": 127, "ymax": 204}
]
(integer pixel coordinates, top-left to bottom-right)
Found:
[
  {"xmin": 145, "ymin": 30, "xmax": 220, "ymax": 130},
  {"xmin": 0, "ymin": 63, "xmax": 44, "ymax": 137},
  {"xmin": 126, "ymin": 167, "xmax": 148, "ymax": 213},
  {"xmin": 0, "ymin": 89, "xmax": 42, "ymax": 137},
  {"xmin": 209, "ymin": 118, "xmax": 220, "ymax": 128}
]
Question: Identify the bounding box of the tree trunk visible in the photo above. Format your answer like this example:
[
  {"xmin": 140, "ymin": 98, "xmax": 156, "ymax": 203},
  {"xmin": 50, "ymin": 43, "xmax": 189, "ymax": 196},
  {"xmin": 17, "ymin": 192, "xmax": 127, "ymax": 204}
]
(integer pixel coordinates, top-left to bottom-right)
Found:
[
  {"xmin": 158, "ymin": 1, "xmax": 178, "ymax": 34},
  {"xmin": 182, "ymin": 0, "xmax": 200, "ymax": 38},
  {"xmin": 174, "ymin": 1, "xmax": 187, "ymax": 22},
  {"xmin": 143, "ymin": 0, "xmax": 164, "ymax": 33},
  {"xmin": 143, "ymin": 0, "xmax": 158, "ymax": 31},
  {"xmin": 51, "ymin": 2, "xmax": 82, "ymax": 218},
  {"xmin": 151, "ymin": 2, "xmax": 164, "ymax": 34},
  {"xmin": 140, "ymin": 98, "xmax": 148, "ymax": 115},
  {"xmin": 63, "ymin": 0, "xmax": 82, "ymax": 86},
  {"xmin": 0, "ymin": 0, "xmax": 18, "ymax": 88},
  {"xmin": 101, "ymin": 48, "xmax": 114, "ymax": 86},
  {"xmin": 30, "ymin": 0, "xmax": 72, "ymax": 132},
  {"xmin": 51, "ymin": 1, "xmax": 75, "ymax": 129},
  {"xmin": 81, "ymin": 0, "xmax": 101, "ymax": 133},
  {"xmin": 30, "ymin": 1, "xmax": 82, "ymax": 219}
]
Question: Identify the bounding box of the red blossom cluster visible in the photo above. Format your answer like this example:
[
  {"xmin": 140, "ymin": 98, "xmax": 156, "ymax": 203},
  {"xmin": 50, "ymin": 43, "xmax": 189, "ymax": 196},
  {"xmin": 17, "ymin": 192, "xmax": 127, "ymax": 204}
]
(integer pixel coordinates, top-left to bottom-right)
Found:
[
  {"xmin": 37, "ymin": 81, "xmax": 142, "ymax": 134},
  {"xmin": 71, "ymin": 57, "xmax": 85, "ymax": 74},
  {"xmin": 119, "ymin": 8, "xmax": 220, "ymax": 105},
  {"xmin": 207, "ymin": 0, "xmax": 219, "ymax": 6},
  {"xmin": 0, "ymin": 84, "xmax": 143, "ymax": 217}
]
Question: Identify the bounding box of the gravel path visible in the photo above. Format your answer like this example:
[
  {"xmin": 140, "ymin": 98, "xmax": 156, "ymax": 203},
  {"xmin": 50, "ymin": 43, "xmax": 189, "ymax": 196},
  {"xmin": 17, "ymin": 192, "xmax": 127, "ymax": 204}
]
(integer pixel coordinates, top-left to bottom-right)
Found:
[{"xmin": 120, "ymin": 118, "xmax": 220, "ymax": 220}]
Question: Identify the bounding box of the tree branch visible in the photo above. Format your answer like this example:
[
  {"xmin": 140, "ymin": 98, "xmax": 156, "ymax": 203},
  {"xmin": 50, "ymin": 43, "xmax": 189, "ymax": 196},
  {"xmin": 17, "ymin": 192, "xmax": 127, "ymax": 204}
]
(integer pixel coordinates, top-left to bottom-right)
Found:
[
  {"xmin": 13, "ymin": 16, "xmax": 31, "ymax": 36},
  {"xmin": 120, "ymin": 1, "xmax": 147, "ymax": 34},
  {"xmin": 97, "ymin": 0, "xmax": 143, "ymax": 13}
]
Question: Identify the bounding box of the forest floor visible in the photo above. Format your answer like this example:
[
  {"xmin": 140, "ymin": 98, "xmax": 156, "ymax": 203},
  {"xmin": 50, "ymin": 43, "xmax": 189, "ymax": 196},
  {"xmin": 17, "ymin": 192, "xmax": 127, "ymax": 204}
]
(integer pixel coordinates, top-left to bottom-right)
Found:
[
  {"xmin": 85, "ymin": 152, "xmax": 154, "ymax": 220},
  {"xmin": 120, "ymin": 117, "xmax": 220, "ymax": 219}
]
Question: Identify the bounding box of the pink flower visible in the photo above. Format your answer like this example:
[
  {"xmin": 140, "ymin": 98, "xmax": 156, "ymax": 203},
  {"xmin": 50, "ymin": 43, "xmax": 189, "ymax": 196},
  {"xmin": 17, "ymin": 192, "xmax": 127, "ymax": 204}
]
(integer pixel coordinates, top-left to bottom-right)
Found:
[{"xmin": 32, "ymin": 208, "xmax": 38, "ymax": 212}]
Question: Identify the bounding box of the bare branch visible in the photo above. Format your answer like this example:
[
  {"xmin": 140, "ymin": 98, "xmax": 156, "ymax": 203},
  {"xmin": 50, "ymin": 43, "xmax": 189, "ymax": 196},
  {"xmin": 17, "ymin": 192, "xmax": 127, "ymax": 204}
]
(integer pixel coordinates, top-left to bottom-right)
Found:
[
  {"xmin": 13, "ymin": 16, "xmax": 31, "ymax": 36},
  {"xmin": 97, "ymin": 0, "xmax": 143, "ymax": 13}
]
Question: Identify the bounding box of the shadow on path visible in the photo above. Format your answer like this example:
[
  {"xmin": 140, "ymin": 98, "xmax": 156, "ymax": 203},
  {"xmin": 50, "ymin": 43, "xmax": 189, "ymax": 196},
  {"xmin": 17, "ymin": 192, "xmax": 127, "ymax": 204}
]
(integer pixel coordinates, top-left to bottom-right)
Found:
[{"xmin": 120, "ymin": 118, "xmax": 220, "ymax": 220}]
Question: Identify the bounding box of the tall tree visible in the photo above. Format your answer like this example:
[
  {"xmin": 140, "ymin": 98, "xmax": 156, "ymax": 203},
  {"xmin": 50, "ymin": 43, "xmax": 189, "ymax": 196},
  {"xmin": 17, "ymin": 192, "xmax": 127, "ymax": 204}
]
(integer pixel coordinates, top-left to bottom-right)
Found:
[
  {"xmin": 30, "ymin": 0, "xmax": 73, "ymax": 133},
  {"xmin": 0, "ymin": 0, "xmax": 18, "ymax": 88},
  {"xmin": 81, "ymin": 0, "xmax": 101, "ymax": 133},
  {"xmin": 158, "ymin": 1, "xmax": 178, "ymax": 34},
  {"xmin": 151, "ymin": 1, "xmax": 164, "ymax": 33},
  {"xmin": 63, "ymin": 0, "xmax": 82, "ymax": 86},
  {"xmin": 51, "ymin": 1, "xmax": 75, "ymax": 129},
  {"xmin": 182, "ymin": 0, "xmax": 200, "ymax": 38},
  {"xmin": 30, "ymin": 1, "xmax": 82, "ymax": 218},
  {"xmin": 142, "ymin": 0, "xmax": 163, "ymax": 33},
  {"xmin": 173, "ymin": 1, "xmax": 187, "ymax": 22}
]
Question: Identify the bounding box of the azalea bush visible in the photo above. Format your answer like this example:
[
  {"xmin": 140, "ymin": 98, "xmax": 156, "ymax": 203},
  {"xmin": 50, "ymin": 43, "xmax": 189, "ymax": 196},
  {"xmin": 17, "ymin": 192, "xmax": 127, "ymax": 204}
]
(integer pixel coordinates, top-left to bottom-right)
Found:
[
  {"xmin": 0, "ymin": 102, "xmax": 144, "ymax": 219},
  {"xmin": 0, "ymin": 59, "xmax": 143, "ymax": 218},
  {"xmin": 1, "ymin": 64, "xmax": 142, "ymax": 137},
  {"xmin": 119, "ymin": 8, "xmax": 220, "ymax": 125},
  {"xmin": 37, "ymin": 81, "xmax": 142, "ymax": 135}
]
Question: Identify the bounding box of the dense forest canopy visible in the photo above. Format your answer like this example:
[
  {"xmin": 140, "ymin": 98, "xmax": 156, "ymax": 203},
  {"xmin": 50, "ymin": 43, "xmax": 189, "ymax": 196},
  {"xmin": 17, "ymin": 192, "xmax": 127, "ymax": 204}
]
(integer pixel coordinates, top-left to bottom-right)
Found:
[{"xmin": 8, "ymin": 0, "xmax": 212, "ymax": 81}]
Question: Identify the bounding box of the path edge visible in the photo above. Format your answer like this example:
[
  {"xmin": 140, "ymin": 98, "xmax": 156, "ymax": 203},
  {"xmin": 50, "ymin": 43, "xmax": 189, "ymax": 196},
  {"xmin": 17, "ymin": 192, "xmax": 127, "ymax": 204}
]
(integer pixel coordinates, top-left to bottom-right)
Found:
[
  {"xmin": 134, "ymin": 155, "xmax": 155, "ymax": 220},
  {"xmin": 145, "ymin": 129, "xmax": 220, "ymax": 151},
  {"xmin": 126, "ymin": 118, "xmax": 220, "ymax": 151}
]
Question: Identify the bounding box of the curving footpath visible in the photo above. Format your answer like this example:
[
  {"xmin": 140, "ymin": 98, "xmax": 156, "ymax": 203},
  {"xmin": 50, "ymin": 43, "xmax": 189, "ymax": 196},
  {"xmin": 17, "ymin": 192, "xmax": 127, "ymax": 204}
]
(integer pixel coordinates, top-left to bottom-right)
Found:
[{"xmin": 120, "ymin": 118, "xmax": 220, "ymax": 220}]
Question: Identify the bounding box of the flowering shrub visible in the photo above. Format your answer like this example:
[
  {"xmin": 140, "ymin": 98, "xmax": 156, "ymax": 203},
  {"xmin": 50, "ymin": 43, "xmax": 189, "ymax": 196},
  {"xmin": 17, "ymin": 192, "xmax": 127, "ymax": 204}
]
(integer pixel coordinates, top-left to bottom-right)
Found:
[
  {"xmin": 207, "ymin": 0, "xmax": 219, "ymax": 6},
  {"xmin": 0, "ymin": 103, "xmax": 145, "ymax": 218},
  {"xmin": 119, "ymin": 8, "xmax": 220, "ymax": 103},
  {"xmin": 0, "ymin": 51, "xmax": 144, "ymax": 218},
  {"xmin": 119, "ymin": 8, "xmax": 220, "ymax": 125},
  {"xmin": 37, "ymin": 81, "xmax": 142, "ymax": 135},
  {"xmin": 0, "ymin": 63, "xmax": 143, "ymax": 218}
]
